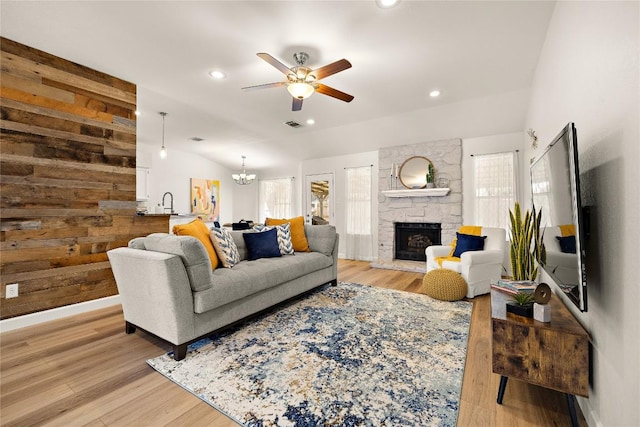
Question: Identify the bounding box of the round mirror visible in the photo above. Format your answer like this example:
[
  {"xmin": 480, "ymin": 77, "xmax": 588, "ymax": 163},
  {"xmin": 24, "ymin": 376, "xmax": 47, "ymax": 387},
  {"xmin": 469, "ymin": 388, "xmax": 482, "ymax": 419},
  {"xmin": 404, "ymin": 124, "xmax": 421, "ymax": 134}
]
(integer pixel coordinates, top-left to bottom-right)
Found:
[{"xmin": 399, "ymin": 156, "xmax": 434, "ymax": 189}]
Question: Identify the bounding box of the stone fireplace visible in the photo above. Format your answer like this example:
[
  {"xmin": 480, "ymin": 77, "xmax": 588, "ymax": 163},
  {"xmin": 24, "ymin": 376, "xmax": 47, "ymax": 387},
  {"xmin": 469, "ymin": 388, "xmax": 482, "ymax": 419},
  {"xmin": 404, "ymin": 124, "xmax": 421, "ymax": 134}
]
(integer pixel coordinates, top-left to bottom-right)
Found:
[
  {"xmin": 394, "ymin": 222, "xmax": 441, "ymax": 262},
  {"xmin": 373, "ymin": 138, "xmax": 462, "ymax": 272}
]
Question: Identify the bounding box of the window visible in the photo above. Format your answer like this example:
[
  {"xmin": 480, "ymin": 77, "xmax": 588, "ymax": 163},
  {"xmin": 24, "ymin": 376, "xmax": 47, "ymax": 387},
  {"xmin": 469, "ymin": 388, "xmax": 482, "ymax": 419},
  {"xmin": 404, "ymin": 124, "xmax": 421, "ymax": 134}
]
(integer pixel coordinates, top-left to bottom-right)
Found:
[
  {"xmin": 259, "ymin": 178, "xmax": 292, "ymax": 221},
  {"xmin": 473, "ymin": 151, "xmax": 518, "ymax": 229},
  {"xmin": 345, "ymin": 166, "xmax": 372, "ymax": 260}
]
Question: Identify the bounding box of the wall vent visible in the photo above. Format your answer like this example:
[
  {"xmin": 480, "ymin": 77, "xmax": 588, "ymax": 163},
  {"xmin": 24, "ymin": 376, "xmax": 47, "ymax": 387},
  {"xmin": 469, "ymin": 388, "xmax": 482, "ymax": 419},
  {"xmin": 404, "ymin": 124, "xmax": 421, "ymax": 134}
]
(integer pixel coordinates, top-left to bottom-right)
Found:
[
  {"xmin": 189, "ymin": 137, "xmax": 205, "ymax": 141},
  {"xmin": 283, "ymin": 120, "xmax": 302, "ymax": 128}
]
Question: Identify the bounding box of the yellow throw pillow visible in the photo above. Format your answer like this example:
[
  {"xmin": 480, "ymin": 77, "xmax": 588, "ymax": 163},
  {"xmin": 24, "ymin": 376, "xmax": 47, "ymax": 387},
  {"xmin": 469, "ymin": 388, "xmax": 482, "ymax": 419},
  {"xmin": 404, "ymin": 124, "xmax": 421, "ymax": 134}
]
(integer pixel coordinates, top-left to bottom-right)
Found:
[
  {"xmin": 447, "ymin": 225, "xmax": 483, "ymax": 257},
  {"xmin": 265, "ymin": 216, "xmax": 310, "ymax": 252},
  {"xmin": 173, "ymin": 219, "xmax": 219, "ymax": 269},
  {"xmin": 559, "ymin": 224, "xmax": 576, "ymax": 236}
]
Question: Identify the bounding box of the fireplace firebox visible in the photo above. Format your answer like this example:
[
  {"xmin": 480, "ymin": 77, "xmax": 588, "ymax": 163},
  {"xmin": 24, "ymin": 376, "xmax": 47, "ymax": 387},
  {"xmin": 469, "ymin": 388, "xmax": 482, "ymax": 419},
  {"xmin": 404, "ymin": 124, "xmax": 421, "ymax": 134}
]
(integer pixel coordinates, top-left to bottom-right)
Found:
[{"xmin": 394, "ymin": 222, "xmax": 442, "ymax": 262}]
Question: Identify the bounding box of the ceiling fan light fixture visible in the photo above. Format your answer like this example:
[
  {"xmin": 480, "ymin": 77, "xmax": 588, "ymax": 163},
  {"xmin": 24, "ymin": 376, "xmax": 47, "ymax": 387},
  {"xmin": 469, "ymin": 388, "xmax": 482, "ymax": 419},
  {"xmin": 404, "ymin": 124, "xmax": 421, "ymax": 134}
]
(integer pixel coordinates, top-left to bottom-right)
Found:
[{"xmin": 287, "ymin": 82, "xmax": 315, "ymax": 99}]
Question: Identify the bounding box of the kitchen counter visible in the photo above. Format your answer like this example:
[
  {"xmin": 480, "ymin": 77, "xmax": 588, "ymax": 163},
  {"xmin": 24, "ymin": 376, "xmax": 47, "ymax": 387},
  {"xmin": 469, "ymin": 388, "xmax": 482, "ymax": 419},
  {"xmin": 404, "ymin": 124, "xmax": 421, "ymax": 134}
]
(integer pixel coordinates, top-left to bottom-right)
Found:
[{"xmin": 136, "ymin": 213, "xmax": 197, "ymax": 217}]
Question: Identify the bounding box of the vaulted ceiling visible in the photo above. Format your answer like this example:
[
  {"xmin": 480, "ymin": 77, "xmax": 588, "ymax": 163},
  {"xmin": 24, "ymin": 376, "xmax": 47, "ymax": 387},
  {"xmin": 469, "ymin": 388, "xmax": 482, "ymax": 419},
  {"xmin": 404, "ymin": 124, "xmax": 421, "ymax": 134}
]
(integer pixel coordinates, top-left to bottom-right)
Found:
[{"xmin": 1, "ymin": 1, "xmax": 555, "ymax": 170}]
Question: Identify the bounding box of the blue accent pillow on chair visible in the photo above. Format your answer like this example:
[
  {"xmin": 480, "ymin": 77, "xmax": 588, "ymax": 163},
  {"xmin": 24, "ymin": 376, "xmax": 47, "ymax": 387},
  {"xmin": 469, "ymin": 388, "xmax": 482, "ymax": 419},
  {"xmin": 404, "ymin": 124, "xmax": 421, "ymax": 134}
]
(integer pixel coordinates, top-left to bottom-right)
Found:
[
  {"xmin": 243, "ymin": 228, "xmax": 282, "ymax": 260},
  {"xmin": 556, "ymin": 235, "xmax": 577, "ymax": 254},
  {"xmin": 452, "ymin": 232, "xmax": 487, "ymax": 257}
]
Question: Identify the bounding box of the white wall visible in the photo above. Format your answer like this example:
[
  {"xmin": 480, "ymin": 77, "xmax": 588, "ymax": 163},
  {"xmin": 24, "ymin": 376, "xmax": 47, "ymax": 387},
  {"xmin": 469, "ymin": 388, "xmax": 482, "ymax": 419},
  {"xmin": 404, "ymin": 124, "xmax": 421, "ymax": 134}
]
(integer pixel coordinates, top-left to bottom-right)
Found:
[
  {"xmin": 233, "ymin": 163, "xmax": 301, "ymax": 223},
  {"xmin": 301, "ymin": 152, "xmax": 379, "ymax": 259},
  {"xmin": 232, "ymin": 152, "xmax": 379, "ymax": 259},
  {"xmin": 138, "ymin": 145, "xmax": 234, "ymax": 223},
  {"xmin": 524, "ymin": 2, "xmax": 639, "ymax": 426},
  {"xmin": 461, "ymin": 132, "xmax": 526, "ymax": 224}
]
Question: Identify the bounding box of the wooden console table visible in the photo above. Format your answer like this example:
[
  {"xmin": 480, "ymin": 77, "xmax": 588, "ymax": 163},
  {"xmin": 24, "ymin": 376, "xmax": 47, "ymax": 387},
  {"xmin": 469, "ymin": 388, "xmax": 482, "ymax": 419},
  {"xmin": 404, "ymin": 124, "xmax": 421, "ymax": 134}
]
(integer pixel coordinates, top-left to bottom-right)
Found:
[{"xmin": 491, "ymin": 289, "xmax": 589, "ymax": 427}]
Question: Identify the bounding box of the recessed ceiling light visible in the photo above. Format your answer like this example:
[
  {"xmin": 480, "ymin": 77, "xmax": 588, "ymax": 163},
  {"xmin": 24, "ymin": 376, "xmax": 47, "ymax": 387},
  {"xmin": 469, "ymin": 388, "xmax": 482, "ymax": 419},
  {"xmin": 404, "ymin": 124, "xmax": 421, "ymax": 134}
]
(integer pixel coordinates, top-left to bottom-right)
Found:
[
  {"xmin": 429, "ymin": 90, "xmax": 441, "ymax": 97},
  {"xmin": 209, "ymin": 70, "xmax": 226, "ymax": 79},
  {"xmin": 306, "ymin": 119, "xmax": 315, "ymax": 125},
  {"xmin": 376, "ymin": 0, "xmax": 400, "ymax": 9},
  {"xmin": 134, "ymin": 110, "xmax": 141, "ymax": 116}
]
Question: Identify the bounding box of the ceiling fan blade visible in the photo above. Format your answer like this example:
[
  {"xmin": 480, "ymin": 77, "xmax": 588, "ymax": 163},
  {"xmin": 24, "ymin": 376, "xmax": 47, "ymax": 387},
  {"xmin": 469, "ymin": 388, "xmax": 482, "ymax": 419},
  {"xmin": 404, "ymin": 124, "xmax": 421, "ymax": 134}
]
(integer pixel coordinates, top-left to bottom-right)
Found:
[
  {"xmin": 315, "ymin": 84, "xmax": 354, "ymax": 103},
  {"xmin": 257, "ymin": 53, "xmax": 292, "ymax": 76},
  {"xmin": 312, "ymin": 59, "xmax": 352, "ymax": 80},
  {"xmin": 292, "ymin": 97, "xmax": 303, "ymax": 111},
  {"xmin": 241, "ymin": 82, "xmax": 286, "ymax": 90}
]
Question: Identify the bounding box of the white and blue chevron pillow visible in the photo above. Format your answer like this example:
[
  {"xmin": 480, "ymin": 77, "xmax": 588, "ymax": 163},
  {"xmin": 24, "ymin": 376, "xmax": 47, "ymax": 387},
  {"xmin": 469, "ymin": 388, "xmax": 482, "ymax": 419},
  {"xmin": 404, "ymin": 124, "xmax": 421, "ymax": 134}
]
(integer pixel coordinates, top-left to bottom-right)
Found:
[
  {"xmin": 209, "ymin": 227, "xmax": 241, "ymax": 268},
  {"xmin": 254, "ymin": 223, "xmax": 294, "ymax": 255}
]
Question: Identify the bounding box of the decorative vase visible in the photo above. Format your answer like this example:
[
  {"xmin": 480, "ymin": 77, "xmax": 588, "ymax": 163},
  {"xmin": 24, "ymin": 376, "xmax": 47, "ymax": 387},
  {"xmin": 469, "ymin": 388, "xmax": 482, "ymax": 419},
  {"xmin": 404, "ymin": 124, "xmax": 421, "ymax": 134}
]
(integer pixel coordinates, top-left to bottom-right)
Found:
[
  {"xmin": 425, "ymin": 182, "xmax": 435, "ymax": 188},
  {"xmin": 506, "ymin": 302, "xmax": 534, "ymax": 318}
]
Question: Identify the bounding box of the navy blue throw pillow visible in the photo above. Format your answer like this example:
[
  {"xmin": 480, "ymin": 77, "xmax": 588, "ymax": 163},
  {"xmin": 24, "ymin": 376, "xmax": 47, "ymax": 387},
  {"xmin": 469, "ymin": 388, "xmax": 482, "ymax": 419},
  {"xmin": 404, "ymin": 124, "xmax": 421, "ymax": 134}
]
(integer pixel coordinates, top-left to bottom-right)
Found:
[
  {"xmin": 556, "ymin": 235, "xmax": 577, "ymax": 254},
  {"xmin": 243, "ymin": 228, "xmax": 282, "ymax": 260},
  {"xmin": 453, "ymin": 232, "xmax": 487, "ymax": 257}
]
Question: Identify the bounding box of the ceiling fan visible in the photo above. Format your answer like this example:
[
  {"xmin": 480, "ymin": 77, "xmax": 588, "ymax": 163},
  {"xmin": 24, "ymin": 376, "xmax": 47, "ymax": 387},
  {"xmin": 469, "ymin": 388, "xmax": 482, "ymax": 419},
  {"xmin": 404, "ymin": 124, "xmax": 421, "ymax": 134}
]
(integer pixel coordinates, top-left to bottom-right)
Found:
[{"xmin": 242, "ymin": 52, "xmax": 354, "ymax": 111}]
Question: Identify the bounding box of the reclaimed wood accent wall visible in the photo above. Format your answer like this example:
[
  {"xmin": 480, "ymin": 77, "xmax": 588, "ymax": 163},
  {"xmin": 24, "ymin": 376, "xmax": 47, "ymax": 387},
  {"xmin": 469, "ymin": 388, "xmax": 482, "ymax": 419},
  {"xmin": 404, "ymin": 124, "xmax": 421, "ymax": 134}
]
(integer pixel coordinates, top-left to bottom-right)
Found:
[{"xmin": 1, "ymin": 38, "xmax": 168, "ymax": 319}]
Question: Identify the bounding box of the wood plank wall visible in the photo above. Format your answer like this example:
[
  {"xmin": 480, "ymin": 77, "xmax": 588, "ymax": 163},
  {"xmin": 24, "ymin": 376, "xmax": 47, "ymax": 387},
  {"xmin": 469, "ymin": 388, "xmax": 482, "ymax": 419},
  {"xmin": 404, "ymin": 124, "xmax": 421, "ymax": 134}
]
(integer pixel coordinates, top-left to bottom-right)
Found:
[{"xmin": 0, "ymin": 37, "xmax": 169, "ymax": 319}]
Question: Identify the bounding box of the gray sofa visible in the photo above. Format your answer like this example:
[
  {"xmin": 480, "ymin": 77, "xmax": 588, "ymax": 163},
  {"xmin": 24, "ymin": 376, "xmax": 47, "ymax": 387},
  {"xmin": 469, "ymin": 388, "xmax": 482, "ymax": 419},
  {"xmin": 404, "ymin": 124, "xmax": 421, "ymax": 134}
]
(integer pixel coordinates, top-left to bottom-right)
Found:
[{"xmin": 107, "ymin": 224, "xmax": 338, "ymax": 360}]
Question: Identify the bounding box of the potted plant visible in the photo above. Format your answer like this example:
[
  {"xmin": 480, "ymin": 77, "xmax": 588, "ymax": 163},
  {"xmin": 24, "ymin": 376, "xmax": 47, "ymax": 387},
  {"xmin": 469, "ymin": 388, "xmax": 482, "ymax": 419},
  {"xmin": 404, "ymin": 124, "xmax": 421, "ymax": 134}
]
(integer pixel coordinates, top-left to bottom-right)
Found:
[
  {"xmin": 506, "ymin": 291, "xmax": 535, "ymax": 317},
  {"xmin": 508, "ymin": 202, "xmax": 546, "ymax": 281},
  {"xmin": 425, "ymin": 163, "xmax": 435, "ymax": 188}
]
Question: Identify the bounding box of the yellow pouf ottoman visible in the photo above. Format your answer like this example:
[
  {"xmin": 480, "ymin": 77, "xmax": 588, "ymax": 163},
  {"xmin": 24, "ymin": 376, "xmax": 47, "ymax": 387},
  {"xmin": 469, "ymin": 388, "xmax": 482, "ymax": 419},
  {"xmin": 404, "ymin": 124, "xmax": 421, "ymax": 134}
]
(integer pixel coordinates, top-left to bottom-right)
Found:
[{"xmin": 422, "ymin": 269, "xmax": 468, "ymax": 301}]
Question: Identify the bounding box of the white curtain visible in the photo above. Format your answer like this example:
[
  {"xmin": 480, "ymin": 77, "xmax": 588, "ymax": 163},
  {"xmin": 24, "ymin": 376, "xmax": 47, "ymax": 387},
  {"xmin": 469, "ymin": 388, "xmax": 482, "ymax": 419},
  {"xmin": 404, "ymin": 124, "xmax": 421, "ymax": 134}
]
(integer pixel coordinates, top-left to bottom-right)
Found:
[
  {"xmin": 473, "ymin": 151, "xmax": 518, "ymax": 229},
  {"xmin": 345, "ymin": 166, "xmax": 372, "ymax": 260},
  {"xmin": 258, "ymin": 178, "xmax": 292, "ymax": 222}
]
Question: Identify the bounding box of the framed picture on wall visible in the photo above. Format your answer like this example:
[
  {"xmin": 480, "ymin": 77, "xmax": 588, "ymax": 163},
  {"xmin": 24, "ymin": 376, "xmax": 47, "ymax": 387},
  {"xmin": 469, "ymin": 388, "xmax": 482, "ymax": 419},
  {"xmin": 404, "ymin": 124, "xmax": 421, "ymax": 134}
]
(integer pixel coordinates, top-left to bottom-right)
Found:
[{"xmin": 190, "ymin": 178, "xmax": 220, "ymax": 222}]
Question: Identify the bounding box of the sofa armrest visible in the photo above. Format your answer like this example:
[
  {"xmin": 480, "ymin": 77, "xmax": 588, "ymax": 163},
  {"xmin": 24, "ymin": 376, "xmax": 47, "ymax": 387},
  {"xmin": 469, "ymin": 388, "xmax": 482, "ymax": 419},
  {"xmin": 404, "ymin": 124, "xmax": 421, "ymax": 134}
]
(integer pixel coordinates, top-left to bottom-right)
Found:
[
  {"xmin": 460, "ymin": 249, "xmax": 504, "ymax": 266},
  {"xmin": 304, "ymin": 224, "xmax": 339, "ymax": 283},
  {"xmin": 107, "ymin": 247, "xmax": 196, "ymax": 346}
]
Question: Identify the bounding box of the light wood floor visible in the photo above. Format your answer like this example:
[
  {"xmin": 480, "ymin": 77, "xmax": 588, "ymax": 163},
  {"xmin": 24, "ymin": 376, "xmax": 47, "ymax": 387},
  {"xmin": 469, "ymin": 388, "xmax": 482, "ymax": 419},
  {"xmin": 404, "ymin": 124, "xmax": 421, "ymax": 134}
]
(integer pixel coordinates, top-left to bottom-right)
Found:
[{"xmin": 1, "ymin": 260, "xmax": 585, "ymax": 426}]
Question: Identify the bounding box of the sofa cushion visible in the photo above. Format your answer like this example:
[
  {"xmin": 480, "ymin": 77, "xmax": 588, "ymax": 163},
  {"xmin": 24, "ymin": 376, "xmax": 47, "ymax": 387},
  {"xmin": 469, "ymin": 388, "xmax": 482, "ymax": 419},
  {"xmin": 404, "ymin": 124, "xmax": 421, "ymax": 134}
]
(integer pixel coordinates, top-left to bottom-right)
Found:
[
  {"xmin": 243, "ymin": 228, "xmax": 282, "ymax": 260},
  {"xmin": 193, "ymin": 252, "xmax": 333, "ymax": 313},
  {"xmin": 172, "ymin": 219, "xmax": 219, "ymax": 270},
  {"xmin": 305, "ymin": 224, "xmax": 337, "ymax": 256},
  {"xmin": 265, "ymin": 216, "xmax": 310, "ymax": 252},
  {"xmin": 229, "ymin": 229, "xmax": 252, "ymax": 261},
  {"xmin": 254, "ymin": 223, "xmax": 294, "ymax": 255},
  {"xmin": 210, "ymin": 227, "xmax": 241, "ymax": 268},
  {"xmin": 143, "ymin": 234, "xmax": 213, "ymax": 292}
]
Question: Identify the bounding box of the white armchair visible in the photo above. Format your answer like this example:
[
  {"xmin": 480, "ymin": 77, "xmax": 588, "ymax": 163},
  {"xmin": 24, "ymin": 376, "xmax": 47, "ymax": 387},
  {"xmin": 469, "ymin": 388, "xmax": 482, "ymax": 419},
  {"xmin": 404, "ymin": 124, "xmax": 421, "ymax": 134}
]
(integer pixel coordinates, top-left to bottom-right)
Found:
[{"xmin": 425, "ymin": 227, "xmax": 506, "ymax": 298}]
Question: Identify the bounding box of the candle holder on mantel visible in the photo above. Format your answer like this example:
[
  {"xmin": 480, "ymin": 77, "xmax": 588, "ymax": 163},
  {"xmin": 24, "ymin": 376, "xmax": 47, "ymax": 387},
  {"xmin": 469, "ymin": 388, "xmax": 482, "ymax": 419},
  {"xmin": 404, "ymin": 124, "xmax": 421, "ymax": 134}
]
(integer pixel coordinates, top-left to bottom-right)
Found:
[{"xmin": 389, "ymin": 164, "xmax": 400, "ymax": 190}]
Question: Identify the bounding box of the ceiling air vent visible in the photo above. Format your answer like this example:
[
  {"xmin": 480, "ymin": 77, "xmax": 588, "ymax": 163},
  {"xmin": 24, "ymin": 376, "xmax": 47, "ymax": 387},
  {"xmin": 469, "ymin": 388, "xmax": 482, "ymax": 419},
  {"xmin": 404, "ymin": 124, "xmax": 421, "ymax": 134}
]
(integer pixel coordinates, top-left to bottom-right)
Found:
[
  {"xmin": 283, "ymin": 120, "xmax": 302, "ymax": 128},
  {"xmin": 189, "ymin": 137, "xmax": 204, "ymax": 142}
]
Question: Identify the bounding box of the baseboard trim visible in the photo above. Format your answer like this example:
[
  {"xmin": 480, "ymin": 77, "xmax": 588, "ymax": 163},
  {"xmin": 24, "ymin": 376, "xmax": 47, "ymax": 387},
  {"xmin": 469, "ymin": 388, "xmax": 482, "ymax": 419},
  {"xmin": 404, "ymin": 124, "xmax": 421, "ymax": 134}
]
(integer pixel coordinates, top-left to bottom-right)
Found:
[
  {"xmin": 0, "ymin": 295, "xmax": 121, "ymax": 333},
  {"xmin": 578, "ymin": 395, "xmax": 602, "ymax": 427}
]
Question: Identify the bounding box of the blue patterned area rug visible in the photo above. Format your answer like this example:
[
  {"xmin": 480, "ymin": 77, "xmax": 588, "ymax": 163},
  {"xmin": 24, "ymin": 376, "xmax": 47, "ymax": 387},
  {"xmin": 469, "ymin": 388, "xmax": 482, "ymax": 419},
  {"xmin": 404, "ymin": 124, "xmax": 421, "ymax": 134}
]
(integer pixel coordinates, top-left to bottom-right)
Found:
[{"xmin": 147, "ymin": 282, "xmax": 472, "ymax": 426}]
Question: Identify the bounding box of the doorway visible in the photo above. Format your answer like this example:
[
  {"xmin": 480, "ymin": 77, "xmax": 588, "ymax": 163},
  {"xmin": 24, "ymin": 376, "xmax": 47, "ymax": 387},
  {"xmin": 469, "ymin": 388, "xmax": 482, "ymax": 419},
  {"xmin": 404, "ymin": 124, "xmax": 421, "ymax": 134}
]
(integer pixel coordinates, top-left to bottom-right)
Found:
[{"xmin": 305, "ymin": 173, "xmax": 334, "ymax": 225}]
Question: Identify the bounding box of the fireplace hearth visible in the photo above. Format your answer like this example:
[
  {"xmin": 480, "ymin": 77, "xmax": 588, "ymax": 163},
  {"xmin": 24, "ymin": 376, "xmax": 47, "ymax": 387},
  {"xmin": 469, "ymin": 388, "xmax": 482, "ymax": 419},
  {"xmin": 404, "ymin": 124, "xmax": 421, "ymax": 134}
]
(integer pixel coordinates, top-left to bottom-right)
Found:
[{"xmin": 395, "ymin": 222, "xmax": 442, "ymax": 262}]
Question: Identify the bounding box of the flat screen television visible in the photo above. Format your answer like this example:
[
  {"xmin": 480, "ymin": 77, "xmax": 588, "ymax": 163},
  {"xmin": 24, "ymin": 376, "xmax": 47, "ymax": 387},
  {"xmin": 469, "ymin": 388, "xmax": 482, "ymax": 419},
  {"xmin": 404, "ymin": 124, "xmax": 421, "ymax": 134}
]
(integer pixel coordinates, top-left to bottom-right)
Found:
[{"xmin": 530, "ymin": 122, "xmax": 588, "ymax": 311}]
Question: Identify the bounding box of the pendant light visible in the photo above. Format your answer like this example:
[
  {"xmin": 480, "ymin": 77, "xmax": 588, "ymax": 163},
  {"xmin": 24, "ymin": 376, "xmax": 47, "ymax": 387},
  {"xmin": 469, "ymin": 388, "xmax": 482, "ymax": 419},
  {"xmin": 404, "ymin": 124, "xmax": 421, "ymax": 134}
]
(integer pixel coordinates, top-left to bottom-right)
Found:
[
  {"xmin": 159, "ymin": 112, "xmax": 168, "ymax": 159},
  {"xmin": 232, "ymin": 156, "xmax": 256, "ymax": 185}
]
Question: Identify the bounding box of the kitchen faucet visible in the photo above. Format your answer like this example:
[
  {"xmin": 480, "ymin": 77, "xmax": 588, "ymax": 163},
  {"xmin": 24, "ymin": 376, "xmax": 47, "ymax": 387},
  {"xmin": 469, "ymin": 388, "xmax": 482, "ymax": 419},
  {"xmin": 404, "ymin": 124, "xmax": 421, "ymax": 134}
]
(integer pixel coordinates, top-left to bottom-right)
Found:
[{"xmin": 162, "ymin": 192, "xmax": 174, "ymax": 214}]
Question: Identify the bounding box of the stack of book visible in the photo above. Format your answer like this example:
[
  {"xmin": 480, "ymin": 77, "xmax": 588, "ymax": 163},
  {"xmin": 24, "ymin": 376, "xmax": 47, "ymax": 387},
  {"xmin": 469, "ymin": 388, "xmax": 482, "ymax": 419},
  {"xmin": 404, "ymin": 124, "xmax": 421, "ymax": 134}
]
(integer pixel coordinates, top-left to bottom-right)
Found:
[{"xmin": 491, "ymin": 279, "xmax": 537, "ymax": 295}]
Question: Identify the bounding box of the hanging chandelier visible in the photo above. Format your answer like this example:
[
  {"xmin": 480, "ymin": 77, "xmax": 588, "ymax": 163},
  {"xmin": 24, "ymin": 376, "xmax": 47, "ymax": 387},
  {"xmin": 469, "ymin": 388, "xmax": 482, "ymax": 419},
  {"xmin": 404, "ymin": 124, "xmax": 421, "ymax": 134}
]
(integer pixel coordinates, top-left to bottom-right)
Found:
[{"xmin": 232, "ymin": 155, "xmax": 256, "ymax": 185}]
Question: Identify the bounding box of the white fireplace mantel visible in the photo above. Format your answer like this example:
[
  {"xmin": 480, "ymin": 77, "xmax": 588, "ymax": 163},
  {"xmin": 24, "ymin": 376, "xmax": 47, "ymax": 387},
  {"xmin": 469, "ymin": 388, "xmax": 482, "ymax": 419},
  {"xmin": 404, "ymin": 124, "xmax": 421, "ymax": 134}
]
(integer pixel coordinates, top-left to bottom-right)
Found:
[{"xmin": 382, "ymin": 188, "xmax": 450, "ymax": 198}]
